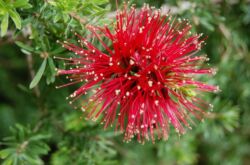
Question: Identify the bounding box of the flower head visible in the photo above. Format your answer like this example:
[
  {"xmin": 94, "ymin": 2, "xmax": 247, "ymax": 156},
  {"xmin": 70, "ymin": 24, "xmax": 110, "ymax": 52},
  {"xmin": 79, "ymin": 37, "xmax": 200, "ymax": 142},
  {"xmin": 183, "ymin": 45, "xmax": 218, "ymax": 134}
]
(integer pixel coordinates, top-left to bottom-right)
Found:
[{"xmin": 56, "ymin": 4, "xmax": 219, "ymax": 143}]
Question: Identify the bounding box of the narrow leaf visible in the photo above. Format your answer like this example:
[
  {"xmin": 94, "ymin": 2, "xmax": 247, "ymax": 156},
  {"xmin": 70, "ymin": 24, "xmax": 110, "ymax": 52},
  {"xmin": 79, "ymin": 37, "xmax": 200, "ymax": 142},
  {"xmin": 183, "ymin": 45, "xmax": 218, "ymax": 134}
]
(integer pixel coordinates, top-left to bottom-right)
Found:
[
  {"xmin": 29, "ymin": 58, "xmax": 47, "ymax": 89},
  {"xmin": 9, "ymin": 10, "xmax": 21, "ymax": 29},
  {"xmin": 0, "ymin": 148, "xmax": 15, "ymax": 159},
  {"xmin": 0, "ymin": 0, "xmax": 6, "ymax": 8},
  {"xmin": 13, "ymin": 0, "xmax": 32, "ymax": 9},
  {"xmin": 1, "ymin": 14, "xmax": 9, "ymax": 37},
  {"xmin": 48, "ymin": 57, "xmax": 56, "ymax": 75},
  {"xmin": 15, "ymin": 41, "xmax": 34, "ymax": 52},
  {"xmin": 29, "ymin": 134, "xmax": 51, "ymax": 141},
  {"xmin": 50, "ymin": 47, "xmax": 65, "ymax": 55}
]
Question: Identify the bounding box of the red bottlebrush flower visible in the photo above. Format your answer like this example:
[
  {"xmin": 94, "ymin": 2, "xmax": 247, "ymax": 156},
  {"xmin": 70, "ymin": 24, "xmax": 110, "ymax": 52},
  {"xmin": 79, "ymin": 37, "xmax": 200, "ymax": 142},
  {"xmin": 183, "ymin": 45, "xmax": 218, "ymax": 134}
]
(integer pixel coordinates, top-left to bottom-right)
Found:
[{"xmin": 56, "ymin": 4, "xmax": 219, "ymax": 143}]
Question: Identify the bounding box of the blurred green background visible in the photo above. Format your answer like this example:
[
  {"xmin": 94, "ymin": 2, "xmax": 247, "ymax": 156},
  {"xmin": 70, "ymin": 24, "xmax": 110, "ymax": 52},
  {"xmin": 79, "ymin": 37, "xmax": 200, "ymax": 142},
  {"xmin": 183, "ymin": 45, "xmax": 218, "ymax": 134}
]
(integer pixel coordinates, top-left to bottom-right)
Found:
[{"xmin": 0, "ymin": 0, "xmax": 250, "ymax": 164}]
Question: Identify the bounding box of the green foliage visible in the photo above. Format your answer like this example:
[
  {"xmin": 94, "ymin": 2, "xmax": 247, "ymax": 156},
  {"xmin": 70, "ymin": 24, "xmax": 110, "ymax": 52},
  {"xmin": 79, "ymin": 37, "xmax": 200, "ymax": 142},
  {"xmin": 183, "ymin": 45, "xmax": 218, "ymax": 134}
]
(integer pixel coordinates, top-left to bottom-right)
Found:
[
  {"xmin": 0, "ymin": 0, "xmax": 32, "ymax": 36},
  {"xmin": 29, "ymin": 58, "xmax": 47, "ymax": 89},
  {"xmin": 0, "ymin": 0, "xmax": 250, "ymax": 165},
  {"xmin": 51, "ymin": 136, "xmax": 118, "ymax": 165},
  {"xmin": 157, "ymin": 134, "xmax": 198, "ymax": 165},
  {"xmin": 0, "ymin": 124, "xmax": 50, "ymax": 165}
]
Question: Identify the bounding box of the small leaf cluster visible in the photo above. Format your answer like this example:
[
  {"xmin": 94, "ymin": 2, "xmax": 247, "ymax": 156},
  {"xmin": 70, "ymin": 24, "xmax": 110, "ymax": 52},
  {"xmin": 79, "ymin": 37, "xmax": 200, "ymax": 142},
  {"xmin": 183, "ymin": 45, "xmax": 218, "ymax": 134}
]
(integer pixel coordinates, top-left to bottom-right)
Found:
[
  {"xmin": 0, "ymin": 0, "xmax": 32, "ymax": 36},
  {"xmin": 0, "ymin": 124, "xmax": 50, "ymax": 165}
]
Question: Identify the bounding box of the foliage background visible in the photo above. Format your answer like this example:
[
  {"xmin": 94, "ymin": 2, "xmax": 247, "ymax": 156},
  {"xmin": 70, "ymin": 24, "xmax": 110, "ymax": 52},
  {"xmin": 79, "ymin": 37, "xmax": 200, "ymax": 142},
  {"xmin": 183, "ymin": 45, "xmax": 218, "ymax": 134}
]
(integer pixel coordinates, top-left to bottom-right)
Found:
[{"xmin": 0, "ymin": 0, "xmax": 250, "ymax": 164}]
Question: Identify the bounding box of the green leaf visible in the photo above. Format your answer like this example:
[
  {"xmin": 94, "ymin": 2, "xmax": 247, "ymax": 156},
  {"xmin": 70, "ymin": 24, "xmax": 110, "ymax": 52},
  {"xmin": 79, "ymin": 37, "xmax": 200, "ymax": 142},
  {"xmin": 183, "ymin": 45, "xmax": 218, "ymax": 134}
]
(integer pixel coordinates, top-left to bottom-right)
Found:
[
  {"xmin": 53, "ymin": 13, "xmax": 61, "ymax": 23},
  {"xmin": 15, "ymin": 41, "xmax": 34, "ymax": 52},
  {"xmin": 21, "ymin": 49, "xmax": 31, "ymax": 55},
  {"xmin": 29, "ymin": 134, "xmax": 50, "ymax": 141},
  {"xmin": 0, "ymin": 148, "xmax": 15, "ymax": 159},
  {"xmin": 48, "ymin": 57, "xmax": 56, "ymax": 75},
  {"xmin": 9, "ymin": 10, "xmax": 21, "ymax": 29},
  {"xmin": 29, "ymin": 58, "xmax": 47, "ymax": 89},
  {"xmin": 50, "ymin": 47, "xmax": 65, "ymax": 55},
  {"xmin": 0, "ymin": 0, "xmax": 6, "ymax": 8},
  {"xmin": 200, "ymin": 18, "xmax": 214, "ymax": 31},
  {"xmin": 1, "ymin": 13, "xmax": 9, "ymax": 37},
  {"xmin": 13, "ymin": 0, "xmax": 32, "ymax": 9},
  {"xmin": 3, "ymin": 156, "xmax": 14, "ymax": 165}
]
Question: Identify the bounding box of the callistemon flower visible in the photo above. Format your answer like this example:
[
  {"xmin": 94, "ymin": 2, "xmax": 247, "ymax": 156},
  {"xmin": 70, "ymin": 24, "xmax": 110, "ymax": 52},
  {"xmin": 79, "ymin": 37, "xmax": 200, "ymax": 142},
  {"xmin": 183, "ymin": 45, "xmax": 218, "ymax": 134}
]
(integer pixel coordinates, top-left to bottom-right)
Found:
[{"xmin": 56, "ymin": 4, "xmax": 219, "ymax": 143}]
